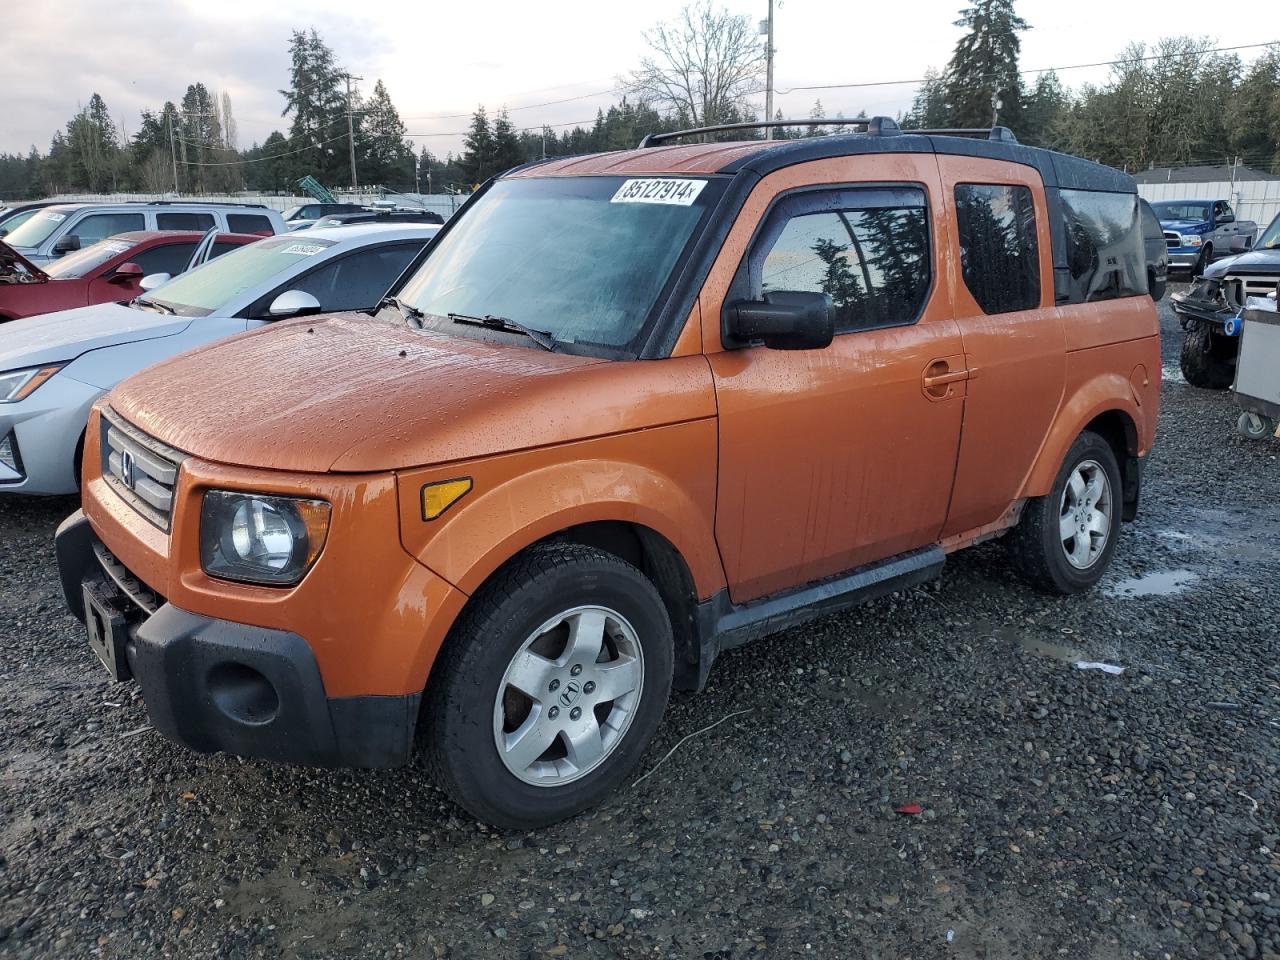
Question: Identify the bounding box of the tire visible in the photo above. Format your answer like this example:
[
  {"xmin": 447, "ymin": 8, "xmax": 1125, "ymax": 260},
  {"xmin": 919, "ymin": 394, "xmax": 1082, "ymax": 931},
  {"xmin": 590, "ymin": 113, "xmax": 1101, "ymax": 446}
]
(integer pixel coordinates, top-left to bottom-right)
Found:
[
  {"xmin": 1008, "ymin": 431, "xmax": 1123, "ymax": 595},
  {"xmin": 424, "ymin": 542, "xmax": 673, "ymax": 829},
  {"xmin": 1180, "ymin": 322, "xmax": 1235, "ymax": 390},
  {"xmin": 1194, "ymin": 244, "xmax": 1212, "ymax": 276}
]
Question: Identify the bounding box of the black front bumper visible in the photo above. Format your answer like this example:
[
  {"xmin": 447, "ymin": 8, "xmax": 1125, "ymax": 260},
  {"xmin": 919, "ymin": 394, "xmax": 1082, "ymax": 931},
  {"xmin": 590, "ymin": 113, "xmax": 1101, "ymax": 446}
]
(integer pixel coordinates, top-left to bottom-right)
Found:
[{"xmin": 55, "ymin": 510, "xmax": 419, "ymax": 768}]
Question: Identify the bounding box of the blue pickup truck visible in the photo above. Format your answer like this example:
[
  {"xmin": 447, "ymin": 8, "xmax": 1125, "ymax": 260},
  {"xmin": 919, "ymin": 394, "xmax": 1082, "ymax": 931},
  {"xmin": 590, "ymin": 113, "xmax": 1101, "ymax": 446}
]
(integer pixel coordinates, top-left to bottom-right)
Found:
[{"xmin": 1152, "ymin": 198, "xmax": 1257, "ymax": 275}]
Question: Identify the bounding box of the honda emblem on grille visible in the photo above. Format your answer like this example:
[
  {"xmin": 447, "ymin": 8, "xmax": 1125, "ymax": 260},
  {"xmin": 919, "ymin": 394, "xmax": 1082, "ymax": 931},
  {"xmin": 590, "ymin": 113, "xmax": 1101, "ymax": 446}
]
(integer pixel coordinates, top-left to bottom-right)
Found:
[{"xmin": 120, "ymin": 449, "xmax": 136, "ymax": 490}]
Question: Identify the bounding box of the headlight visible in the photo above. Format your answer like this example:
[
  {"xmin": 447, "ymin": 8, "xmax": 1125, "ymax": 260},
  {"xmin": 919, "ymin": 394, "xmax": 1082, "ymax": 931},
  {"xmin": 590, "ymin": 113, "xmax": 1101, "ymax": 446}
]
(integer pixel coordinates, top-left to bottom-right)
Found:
[
  {"xmin": 1183, "ymin": 235, "xmax": 1202, "ymax": 247},
  {"xmin": 0, "ymin": 364, "xmax": 63, "ymax": 403},
  {"xmin": 200, "ymin": 491, "xmax": 331, "ymax": 586}
]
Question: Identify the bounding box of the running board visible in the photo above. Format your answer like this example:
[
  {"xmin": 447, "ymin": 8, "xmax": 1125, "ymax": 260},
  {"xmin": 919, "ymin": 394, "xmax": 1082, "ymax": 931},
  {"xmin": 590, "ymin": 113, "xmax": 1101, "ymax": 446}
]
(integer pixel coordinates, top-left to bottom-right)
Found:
[{"xmin": 683, "ymin": 546, "xmax": 945, "ymax": 691}]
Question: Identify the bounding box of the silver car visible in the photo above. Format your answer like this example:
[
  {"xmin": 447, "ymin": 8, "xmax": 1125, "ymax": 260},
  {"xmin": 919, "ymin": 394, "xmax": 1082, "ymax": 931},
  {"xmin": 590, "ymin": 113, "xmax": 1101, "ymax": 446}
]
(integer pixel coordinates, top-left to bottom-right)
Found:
[
  {"xmin": 0, "ymin": 223, "xmax": 436, "ymax": 495},
  {"xmin": 2, "ymin": 201, "xmax": 287, "ymax": 264}
]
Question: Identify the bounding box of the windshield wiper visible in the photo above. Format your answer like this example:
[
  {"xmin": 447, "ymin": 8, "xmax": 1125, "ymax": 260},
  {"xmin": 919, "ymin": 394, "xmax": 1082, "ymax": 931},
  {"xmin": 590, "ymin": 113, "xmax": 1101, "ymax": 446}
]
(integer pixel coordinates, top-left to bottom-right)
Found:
[
  {"xmin": 448, "ymin": 312, "xmax": 557, "ymax": 352},
  {"xmin": 133, "ymin": 297, "xmax": 175, "ymax": 315},
  {"xmin": 378, "ymin": 295, "xmax": 425, "ymax": 327}
]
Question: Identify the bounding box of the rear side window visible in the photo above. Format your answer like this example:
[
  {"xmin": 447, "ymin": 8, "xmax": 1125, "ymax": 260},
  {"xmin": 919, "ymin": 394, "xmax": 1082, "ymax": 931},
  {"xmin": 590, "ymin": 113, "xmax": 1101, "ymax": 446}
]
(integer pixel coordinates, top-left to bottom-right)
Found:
[
  {"xmin": 1058, "ymin": 190, "xmax": 1145, "ymax": 302},
  {"xmin": 748, "ymin": 187, "xmax": 932, "ymax": 333},
  {"xmin": 1139, "ymin": 201, "xmax": 1162, "ymax": 241},
  {"xmin": 227, "ymin": 214, "xmax": 274, "ymax": 234},
  {"xmin": 954, "ymin": 184, "xmax": 1040, "ymax": 314},
  {"xmin": 157, "ymin": 212, "xmax": 216, "ymax": 231},
  {"xmin": 69, "ymin": 213, "xmax": 146, "ymax": 245},
  {"xmin": 130, "ymin": 242, "xmax": 198, "ymax": 277},
  {"xmin": 211, "ymin": 241, "xmax": 244, "ymax": 258}
]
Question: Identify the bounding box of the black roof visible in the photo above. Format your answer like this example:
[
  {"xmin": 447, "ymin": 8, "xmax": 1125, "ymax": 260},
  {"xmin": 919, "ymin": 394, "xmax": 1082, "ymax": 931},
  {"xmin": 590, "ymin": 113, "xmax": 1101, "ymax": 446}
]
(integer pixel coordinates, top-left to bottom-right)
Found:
[{"xmin": 718, "ymin": 131, "xmax": 1136, "ymax": 194}]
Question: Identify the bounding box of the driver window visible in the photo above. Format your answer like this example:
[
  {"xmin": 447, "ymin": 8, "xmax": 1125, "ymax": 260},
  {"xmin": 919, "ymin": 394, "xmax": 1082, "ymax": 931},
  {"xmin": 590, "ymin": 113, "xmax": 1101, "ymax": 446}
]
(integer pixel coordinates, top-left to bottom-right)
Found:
[
  {"xmin": 290, "ymin": 245, "xmax": 422, "ymax": 312},
  {"xmin": 751, "ymin": 188, "xmax": 932, "ymax": 333}
]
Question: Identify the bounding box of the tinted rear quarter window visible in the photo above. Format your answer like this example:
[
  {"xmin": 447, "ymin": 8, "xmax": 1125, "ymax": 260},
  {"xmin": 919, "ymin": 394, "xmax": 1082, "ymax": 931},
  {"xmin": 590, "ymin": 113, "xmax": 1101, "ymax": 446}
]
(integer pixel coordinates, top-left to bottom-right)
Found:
[
  {"xmin": 70, "ymin": 213, "xmax": 146, "ymax": 244},
  {"xmin": 227, "ymin": 214, "xmax": 274, "ymax": 234},
  {"xmin": 1058, "ymin": 189, "xmax": 1145, "ymax": 302},
  {"xmin": 954, "ymin": 184, "xmax": 1040, "ymax": 314},
  {"xmin": 157, "ymin": 212, "xmax": 216, "ymax": 230}
]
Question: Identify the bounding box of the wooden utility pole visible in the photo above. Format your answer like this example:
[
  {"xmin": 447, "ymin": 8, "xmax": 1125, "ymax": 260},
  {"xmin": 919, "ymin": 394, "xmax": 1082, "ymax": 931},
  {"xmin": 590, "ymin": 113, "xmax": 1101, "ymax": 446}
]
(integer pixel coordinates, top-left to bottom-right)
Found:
[
  {"xmin": 344, "ymin": 74, "xmax": 363, "ymax": 191},
  {"xmin": 762, "ymin": 0, "xmax": 775, "ymax": 140}
]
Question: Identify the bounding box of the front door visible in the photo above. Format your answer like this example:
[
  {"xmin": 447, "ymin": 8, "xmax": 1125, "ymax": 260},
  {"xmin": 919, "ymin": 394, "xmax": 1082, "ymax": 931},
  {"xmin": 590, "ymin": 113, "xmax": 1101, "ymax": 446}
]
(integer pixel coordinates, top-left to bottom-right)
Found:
[{"xmin": 702, "ymin": 156, "xmax": 966, "ymax": 603}]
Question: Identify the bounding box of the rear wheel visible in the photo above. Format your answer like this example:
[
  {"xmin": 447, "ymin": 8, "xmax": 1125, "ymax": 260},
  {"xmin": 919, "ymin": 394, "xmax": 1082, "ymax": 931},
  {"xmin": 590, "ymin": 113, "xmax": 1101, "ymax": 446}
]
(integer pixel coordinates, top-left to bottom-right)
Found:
[
  {"xmin": 1009, "ymin": 431, "xmax": 1123, "ymax": 595},
  {"xmin": 1180, "ymin": 322, "xmax": 1235, "ymax": 389},
  {"xmin": 424, "ymin": 543, "xmax": 673, "ymax": 829}
]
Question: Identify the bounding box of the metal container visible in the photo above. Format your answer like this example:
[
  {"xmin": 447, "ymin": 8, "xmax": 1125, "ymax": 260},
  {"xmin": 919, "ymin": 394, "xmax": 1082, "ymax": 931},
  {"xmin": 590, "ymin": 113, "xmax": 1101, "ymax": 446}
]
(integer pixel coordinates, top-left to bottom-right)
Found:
[{"xmin": 1234, "ymin": 296, "xmax": 1280, "ymax": 440}]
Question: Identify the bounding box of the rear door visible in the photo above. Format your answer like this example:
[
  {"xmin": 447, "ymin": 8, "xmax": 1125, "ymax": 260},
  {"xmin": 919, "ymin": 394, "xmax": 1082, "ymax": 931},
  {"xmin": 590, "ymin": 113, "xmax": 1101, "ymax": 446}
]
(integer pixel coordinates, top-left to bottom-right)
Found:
[
  {"xmin": 934, "ymin": 157, "xmax": 1065, "ymax": 537},
  {"xmin": 701, "ymin": 155, "xmax": 966, "ymax": 602}
]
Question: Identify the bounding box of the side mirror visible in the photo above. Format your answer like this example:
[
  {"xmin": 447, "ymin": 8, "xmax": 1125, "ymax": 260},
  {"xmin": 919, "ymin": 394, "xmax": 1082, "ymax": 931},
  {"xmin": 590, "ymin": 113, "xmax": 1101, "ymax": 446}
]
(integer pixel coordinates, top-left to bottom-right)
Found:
[
  {"xmin": 267, "ymin": 289, "xmax": 322, "ymax": 318},
  {"xmin": 139, "ymin": 272, "xmax": 171, "ymax": 292},
  {"xmin": 725, "ymin": 291, "xmax": 835, "ymax": 350},
  {"xmin": 1218, "ymin": 213, "xmax": 1234, "ymax": 224},
  {"xmin": 109, "ymin": 262, "xmax": 145, "ymax": 284},
  {"xmin": 53, "ymin": 234, "xmax": 81, "ymax": 254}
]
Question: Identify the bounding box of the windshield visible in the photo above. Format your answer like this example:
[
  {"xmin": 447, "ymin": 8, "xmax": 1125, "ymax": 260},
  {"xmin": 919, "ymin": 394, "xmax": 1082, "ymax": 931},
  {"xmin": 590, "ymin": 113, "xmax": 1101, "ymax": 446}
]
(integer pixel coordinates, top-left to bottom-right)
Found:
[
  {"xmin": 1151, "ymin": 202, "xmax": 1210, "ymax": 222},
  {"xmin": 43, "ymin": 237, "xmax": 134, "ymax": 279},
  {"xmin": 4, "ymin": 208, "xmax": 74, "ymax": 248},
  {"xmin": 141, "ymin": 235, "xmax": 333, "ymax": 317},
  {"xmin": 397, "ymin": 175, "xmax": 724, "ymax": 354},
  {"xmin": 1257, "ymin": 214, "xmax": 1280, "ymax": 250}
]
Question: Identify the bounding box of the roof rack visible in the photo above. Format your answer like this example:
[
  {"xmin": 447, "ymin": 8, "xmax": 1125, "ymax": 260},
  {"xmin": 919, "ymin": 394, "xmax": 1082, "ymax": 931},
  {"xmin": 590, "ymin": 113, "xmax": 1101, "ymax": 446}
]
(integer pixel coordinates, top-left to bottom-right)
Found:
[
  {"xmin": 119, "ymin": 200, "xmax": 272, "ymax": 209},
  {"xmin": 638, "ymin": 116, "xmax": 1020, "ymax": 148},
  {"xmin": 639, "ymin": 115, "xmax": 903, "ymax": 147},
  {"xmin": 909, "ymin": 126, "xmax": 1019, "ymax": 143}
]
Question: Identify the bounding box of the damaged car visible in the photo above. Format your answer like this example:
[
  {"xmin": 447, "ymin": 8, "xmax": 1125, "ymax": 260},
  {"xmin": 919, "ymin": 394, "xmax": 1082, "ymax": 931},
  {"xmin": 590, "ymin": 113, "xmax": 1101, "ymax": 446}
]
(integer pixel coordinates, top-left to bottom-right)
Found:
[{"xmin": 1171, "ymin": 211, "xmax": 1280, "ymax": 388}]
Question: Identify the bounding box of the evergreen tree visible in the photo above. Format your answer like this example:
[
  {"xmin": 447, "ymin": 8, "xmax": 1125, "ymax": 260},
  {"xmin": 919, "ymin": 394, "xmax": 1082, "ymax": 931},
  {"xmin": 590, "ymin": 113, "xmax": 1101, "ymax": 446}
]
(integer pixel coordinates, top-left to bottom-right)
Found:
[
  {"xmin": 491, "ymin": 110, "xmax": 524, "ymax": 174},
  {"xmin": 459, "ymin": 107, "xmax": 495, "ymax": 185},
  {"xmin": 944, "ymin": 0, "xmax": 1029, "ymax": 130},
  {"xmin": 279, "ymin": 29, "xmax": 348, "ymax": 185},
  {"xmin": 360, "ymin": 79, "xmax": 415, "ymax": 185}
]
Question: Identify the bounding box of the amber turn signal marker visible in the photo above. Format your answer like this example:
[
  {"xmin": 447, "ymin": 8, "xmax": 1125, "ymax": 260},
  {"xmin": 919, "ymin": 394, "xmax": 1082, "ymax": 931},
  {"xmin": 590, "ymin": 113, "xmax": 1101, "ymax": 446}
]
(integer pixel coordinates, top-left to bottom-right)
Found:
[{"xmin": 421, "ymin": 477, "xmax": 473, "ymax": 520}]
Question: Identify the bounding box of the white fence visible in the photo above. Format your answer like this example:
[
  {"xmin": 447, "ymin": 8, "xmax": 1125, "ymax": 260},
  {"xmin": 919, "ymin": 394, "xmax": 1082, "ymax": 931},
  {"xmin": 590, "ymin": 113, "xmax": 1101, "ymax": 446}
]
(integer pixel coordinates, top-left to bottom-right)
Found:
[
  {"xmin": 41, "ymin": 190, "xmax": 465, "ymax": 219},
  {"xmin": 1138, "ymin": 179, "xmax": 1280, "ymax": 230}
]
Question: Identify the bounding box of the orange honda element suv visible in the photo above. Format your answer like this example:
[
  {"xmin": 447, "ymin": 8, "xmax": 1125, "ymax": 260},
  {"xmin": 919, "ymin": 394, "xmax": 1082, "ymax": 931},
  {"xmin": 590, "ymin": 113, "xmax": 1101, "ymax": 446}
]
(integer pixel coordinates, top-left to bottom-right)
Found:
[{"xmin": 57, "ymin": 117, "xmax": 1160, "ymax": 828}]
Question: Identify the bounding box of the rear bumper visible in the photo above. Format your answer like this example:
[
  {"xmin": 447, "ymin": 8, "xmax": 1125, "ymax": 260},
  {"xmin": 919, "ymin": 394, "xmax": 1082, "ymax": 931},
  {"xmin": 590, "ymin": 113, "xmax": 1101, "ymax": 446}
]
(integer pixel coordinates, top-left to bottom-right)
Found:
[{"xmin": 55, "ymin": 509, "xmax": 420, "ymax": 768}]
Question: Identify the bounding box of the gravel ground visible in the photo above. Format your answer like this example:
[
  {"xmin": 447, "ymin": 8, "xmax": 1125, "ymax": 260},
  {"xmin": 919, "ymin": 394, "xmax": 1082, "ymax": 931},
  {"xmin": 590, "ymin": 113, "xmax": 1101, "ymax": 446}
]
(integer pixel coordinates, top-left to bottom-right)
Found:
[{"xmin": 1, "ymin": 292, "xmax": 1278, "ymax": 960}]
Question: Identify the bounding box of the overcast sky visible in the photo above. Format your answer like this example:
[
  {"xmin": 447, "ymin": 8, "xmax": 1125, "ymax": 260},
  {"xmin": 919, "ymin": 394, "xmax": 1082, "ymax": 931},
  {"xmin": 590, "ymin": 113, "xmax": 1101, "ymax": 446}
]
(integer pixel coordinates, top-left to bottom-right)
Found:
[{"xmin": 1, "ymin": 0, "xmax": 1275, "ymax": 159}]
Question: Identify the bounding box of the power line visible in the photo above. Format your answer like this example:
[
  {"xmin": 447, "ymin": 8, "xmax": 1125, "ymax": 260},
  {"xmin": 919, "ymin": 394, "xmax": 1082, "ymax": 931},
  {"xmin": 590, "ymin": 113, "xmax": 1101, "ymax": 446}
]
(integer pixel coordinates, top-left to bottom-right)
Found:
[
  {"xmin": 180, "ymin": 132, "xmax": 351, "ymax": 167},
  {"xmin": 398, "ymin": 87, "xmax": 617, "ymax": 121},
  {"xmin": 775, "ymin": 41, "xmax": 1279, "ymax": 95}
]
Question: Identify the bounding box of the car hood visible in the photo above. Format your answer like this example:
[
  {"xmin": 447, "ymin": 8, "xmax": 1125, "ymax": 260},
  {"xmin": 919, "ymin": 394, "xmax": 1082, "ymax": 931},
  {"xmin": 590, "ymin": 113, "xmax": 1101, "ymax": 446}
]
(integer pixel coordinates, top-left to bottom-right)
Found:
[
  {"xmin": 109, "ymin": 311, "xmax": 716, "ymax": 473},
  {"xmin": 1160, "ymin": 219, "xmax": 1208, "ymax": 232},
  {"xmin": 0, "ymin": 302, "xmax": 192, "ymax": 370},
  {"xmin": 1203, "ymin": 248, "xmax": 1280, "ymax": 278},
  {"xmin": 0, "ymin": 239, "xmax": 48, "ymax": 283}
]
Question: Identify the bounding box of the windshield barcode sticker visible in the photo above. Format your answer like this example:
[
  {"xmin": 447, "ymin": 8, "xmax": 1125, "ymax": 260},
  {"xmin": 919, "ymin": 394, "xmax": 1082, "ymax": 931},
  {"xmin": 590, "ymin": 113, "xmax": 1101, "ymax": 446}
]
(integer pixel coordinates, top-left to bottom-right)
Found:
[
  {"xmin": 281, "ymin": 243, "xmax": 325, "ymax": 256},
  {"xmin": 611, "ymin": 178, "xmax": 707, "ymax": 206}
]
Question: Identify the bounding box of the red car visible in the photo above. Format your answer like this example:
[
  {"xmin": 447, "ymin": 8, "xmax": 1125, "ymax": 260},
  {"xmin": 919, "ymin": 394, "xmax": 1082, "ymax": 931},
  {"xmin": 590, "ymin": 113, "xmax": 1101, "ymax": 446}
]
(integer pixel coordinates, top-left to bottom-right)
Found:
[{"xmin": 0, "ymin": 230, "xmax": 260, "ymax": 322}]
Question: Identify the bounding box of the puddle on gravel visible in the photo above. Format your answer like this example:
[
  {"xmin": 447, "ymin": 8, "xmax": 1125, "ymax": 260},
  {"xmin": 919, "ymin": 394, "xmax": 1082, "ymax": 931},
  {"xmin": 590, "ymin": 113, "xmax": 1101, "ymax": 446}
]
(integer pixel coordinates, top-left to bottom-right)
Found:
[
  {"xmin": 1107, "ymin": 569, "xmax": 1198, "ymax": 598},
  {"xmin": 1016, "ymin": 633, "xmax": 1083, "ymax": 663}
]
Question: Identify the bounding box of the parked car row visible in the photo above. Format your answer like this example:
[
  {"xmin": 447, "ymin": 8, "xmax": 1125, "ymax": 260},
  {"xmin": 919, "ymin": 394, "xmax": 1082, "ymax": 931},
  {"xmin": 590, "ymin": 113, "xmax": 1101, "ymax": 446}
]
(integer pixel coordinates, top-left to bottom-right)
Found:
[
  {"xmin": 1, "ymin": 223, "xmax": 437, "ymax": 494},
  {"xmin": 283, "ymin": 202, "xmax": 445, "ymax": 231},
  {"xmin": 22, "ymin": 119, "xmax": 1162, "ymax": 829}
]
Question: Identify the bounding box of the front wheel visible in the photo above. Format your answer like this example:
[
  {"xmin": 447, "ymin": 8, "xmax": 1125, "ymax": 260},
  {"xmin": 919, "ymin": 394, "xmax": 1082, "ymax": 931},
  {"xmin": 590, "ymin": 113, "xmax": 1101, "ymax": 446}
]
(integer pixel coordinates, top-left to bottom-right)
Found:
[
  {"xmin": 424, "ymin": 543, "xmax": 673, "ymax": 829},
  {"xmin": 1008, "ymin": 431, "xmax": 1123, "ymax": 595}
]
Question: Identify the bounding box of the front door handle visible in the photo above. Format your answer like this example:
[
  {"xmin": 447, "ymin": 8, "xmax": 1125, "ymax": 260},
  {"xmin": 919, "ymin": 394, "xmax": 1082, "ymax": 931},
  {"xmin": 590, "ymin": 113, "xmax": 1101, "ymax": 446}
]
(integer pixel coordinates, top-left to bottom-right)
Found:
[{"xmin": 922, "ymin": 358, "xmax": 971, "ymax": 400}]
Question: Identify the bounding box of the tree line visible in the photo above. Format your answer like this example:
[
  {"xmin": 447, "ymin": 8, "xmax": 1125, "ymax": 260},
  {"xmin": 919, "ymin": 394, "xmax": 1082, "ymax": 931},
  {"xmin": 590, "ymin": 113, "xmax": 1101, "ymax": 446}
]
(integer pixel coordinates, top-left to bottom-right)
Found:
[{"xmin": 2, "ymin": 2, "xmax": 1278, "ymax": 202}]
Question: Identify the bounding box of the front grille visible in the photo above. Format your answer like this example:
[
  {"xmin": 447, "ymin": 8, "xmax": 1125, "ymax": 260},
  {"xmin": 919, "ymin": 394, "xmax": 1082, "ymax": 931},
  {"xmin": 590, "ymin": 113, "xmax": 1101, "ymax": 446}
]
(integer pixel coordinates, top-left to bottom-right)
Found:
[
  {"xmin": 100, "ymin": 407, "xmax": 187, "ymax": 532},
  {"xmin": 1223, "ymin": 274, "xmax": 1280, "ymax": 310},
  {"xmin": 1164, "ymin": 231, "xmax": 1180, "ymax": 249},
  {"xmin": 93, "ymin": 540, "xmax": 164, "ymax": 616}
]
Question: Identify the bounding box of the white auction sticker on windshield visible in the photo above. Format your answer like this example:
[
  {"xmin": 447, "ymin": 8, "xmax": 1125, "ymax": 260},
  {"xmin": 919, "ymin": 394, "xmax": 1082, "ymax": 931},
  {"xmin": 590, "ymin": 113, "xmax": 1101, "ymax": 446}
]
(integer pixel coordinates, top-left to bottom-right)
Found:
[
  {"xmin": 281, "ymin": 243, "xmax": 325, "ymax": 256},
  {"xmin": 610, "ymin": 178, "xmax": 706, "ymax": 206}
]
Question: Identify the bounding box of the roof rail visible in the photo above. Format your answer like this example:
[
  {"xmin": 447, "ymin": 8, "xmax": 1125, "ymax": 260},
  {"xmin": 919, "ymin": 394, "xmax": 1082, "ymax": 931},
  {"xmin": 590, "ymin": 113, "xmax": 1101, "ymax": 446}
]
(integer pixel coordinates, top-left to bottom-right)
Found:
[
  {"xmin": 912, "ymin": 126, "xmax": 1019, "ymax": 143},
  {"xmin": 639, "ymin": 115, "xmax": 902, "ymax": 147},
  {"xmin": 119, "ymin": 199, "xmax": 272, "ymax": 209}
]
